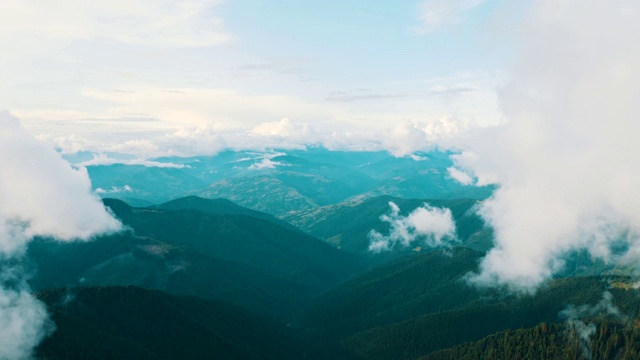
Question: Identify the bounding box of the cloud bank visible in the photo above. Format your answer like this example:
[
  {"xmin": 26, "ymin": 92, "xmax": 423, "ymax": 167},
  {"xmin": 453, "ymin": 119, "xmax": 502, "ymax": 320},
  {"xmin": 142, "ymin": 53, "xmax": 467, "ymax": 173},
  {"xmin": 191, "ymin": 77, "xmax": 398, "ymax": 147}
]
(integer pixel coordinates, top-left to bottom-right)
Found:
[
  {"xmin": 0, "ymin": 111, "xmax": 121, "ymax": 359},
  {"xmin": 456, "ymin": 0, "xmax": 640, "ymax": 292},
  {"xmin": 369, "ymin": 202, "xmax": 457, "ymax": 252}
]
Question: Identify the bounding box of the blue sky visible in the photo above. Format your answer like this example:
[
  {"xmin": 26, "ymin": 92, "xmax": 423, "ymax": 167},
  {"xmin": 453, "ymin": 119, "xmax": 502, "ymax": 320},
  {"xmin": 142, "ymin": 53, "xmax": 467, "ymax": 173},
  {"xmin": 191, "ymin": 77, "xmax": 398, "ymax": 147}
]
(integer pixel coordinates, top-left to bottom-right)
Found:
[{"xmin": 0, "ymin": 0, "xmax": 524, "ymax": 156}]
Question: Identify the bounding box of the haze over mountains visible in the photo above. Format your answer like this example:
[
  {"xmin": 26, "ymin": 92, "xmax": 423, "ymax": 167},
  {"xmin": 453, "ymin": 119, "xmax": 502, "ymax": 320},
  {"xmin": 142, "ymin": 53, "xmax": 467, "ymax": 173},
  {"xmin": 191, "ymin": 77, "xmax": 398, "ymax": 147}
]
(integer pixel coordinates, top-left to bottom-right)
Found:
[{"xmin": 78, "ymin": 148, "xmax": 493, "ymax": 214}]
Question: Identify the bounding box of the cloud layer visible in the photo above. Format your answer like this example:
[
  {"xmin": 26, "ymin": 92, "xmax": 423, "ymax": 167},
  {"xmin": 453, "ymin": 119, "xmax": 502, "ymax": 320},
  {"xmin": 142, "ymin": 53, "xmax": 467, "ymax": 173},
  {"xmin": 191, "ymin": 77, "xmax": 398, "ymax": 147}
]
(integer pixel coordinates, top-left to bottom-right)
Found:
[{"xmin": 455, "ymin": 0, "xmax": 640, "ymax": 292}]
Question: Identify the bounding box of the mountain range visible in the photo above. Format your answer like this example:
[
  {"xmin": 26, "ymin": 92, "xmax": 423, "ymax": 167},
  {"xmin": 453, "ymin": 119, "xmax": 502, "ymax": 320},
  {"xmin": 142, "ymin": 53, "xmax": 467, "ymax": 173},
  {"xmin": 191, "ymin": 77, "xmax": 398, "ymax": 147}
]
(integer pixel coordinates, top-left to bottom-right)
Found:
[{"xmin": 28, "ymin": 148, "xmax": 638, "ymax": 359}]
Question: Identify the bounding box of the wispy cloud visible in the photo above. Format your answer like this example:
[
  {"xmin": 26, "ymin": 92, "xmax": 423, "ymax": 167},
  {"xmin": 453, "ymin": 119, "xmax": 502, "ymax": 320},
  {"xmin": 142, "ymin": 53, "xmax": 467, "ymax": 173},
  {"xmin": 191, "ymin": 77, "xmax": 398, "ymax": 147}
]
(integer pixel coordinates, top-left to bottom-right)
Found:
[
  {"xmin": 325, "ymin": 86, "xmax": 475, "ymax": 102},
  {"xmin": 0, "ymin": 0, "xmax": 230, "ymax": 48},
  {"xmin": 76, "ymin": 153, "xmax": 186, "ymax": 168},
  {"xmin": 326, "ymin": 93, "xmax": 412, "ymax": 102},
  {"xmin": 560, "ymin": 291, "xmax": 626, "ymax": 359},
  {"xmin": 415, "ymin": 0, "xmax": 488, "ymax": 34}
]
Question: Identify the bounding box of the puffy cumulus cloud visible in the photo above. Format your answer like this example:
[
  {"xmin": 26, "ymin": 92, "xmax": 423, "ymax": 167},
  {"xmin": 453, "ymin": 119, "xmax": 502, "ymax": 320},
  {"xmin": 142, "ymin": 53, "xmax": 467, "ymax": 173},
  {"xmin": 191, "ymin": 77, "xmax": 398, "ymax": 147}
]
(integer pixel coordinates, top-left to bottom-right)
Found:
[
  {"xmin": 0, "ymin": 0, "xmax": 229, "ymax": 48},
  {"xmin": 456, "ymin": 0, "xmax": 640, "ymax": 292},
  {"xmin": 369, "ymin": 202, "xmax": 457, "ymax": 253},
  {"xmin": 0, "ymin": 112, "xmax": 121, "ymax": 251},
  {"xmin": 0, "ymin": 111, "xmax": 121, "ymax": 359},
  {"xmin": 249, "ymin": 118, "xmax": 319, "ymax": 148},
  {"xmin": 381, "ymin": 118, "xmax": 470, "ymax": 156},
  {"xmin": 108, "ymin": 124, "xmax": 228, "ymax": 158},
  {"xmin": 415, "ymin": 0, "xmax": 487, "ymax": 34},
  {"xmin": 382, "ymin": 120, "xmax": 431, "ymax": 157}
]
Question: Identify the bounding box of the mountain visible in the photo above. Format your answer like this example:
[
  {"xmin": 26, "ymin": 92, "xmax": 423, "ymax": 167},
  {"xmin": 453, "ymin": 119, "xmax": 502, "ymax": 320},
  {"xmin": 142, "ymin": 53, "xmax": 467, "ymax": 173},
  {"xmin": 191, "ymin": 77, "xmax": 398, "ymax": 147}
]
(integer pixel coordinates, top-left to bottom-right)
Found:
[
  {"xmin": 301, "ymin": 248, "xmax": 486, "ymax": 337},
  {"xmin": 190, "ymin": 152, "xmax": 376, "ymax": 215},
  {"xmin": 281, "ymin": 195, "xmax": 490, "ymax": 254},
  {"xmin": 103, "ymin": 199, "xmax": 363, "ymax": 286},
  {"xmin": 87, "ymin": 164, "xmax": 206, "ymax": 203},
  {"xmin": 83, "ymin": 149, "xmax": 491, "ymax": 213},
  {"xmin": 421, "ymin": 321, "xmax": 640, "ymax": 360},
  {"xmin": 27, "ymin": 198, "xmax": 367, "ymax": 322},
  {"xmin": 299, "ymin": 241, "xmax": 638, "ymax": 359},
  {"xmin": 36, "ymin": 286, "xmax": 307, "ymax": 360},
  {"xmin": 155, "ymin": 196, "xmax": 300, "ymax": 232},
  {"xmin": 352, "ymin": 151, "xmax": 493, "ymax": 200},
  {"xmin": 192, "ymin": 173, "xmax": 357, "ymax": 215}
]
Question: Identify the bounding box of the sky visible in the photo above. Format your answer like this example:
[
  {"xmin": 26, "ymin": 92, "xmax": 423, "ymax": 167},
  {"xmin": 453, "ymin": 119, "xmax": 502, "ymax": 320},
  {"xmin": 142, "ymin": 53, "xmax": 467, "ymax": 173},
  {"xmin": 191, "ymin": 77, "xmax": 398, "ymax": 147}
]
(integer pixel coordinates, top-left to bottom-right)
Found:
[{"xmin": 0, "ymin": 0, "xmax": 518, "ymax": 156}]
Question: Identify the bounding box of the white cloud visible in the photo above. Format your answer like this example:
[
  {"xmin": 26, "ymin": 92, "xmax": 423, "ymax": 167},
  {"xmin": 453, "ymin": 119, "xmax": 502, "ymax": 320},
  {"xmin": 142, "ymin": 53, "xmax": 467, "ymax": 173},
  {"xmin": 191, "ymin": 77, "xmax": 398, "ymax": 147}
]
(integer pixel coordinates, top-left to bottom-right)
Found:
[
  {"xmin": 248, "ymin": 158, "xmax": 283, "ymax": 170},
  {"xmin": 382, "ymin": 120, "xmax": 431, "ymax": 157},
  {"xmin": 416, "ymin": 0, "xmax": 487, "ymax": 33},
  {"xmin": 447, "ymin": 166, "xmax": 474, "ymax": 185},
  {"xmin": 381, "ymin": 118, "xmax": 471, "ymax": 156},
  {"xmin": 0, "ymin": 287, "xmax": 52, "ymax": 360},
  {"xmin": 251, "ymin": 118, "xmax": 316, "ymax": 138},
  {"xmin": 95, "ymin": 185, "xmax": 133, "ymax": 195},
  {"xmin": 457, "ymin": 0, "xmax": 640, "ymax": 292},
  {"xmin": 0, "ymin": 112, "xmax": 121, "ymax": 248},
  {"xmin": 369, "ymin": 202, "xmax": 457, "ymax": 252},
  {"xmin": 0, "ymin": 111, "xmax": 121, "ymax": 358},
  {"xmin": 247, "ymin": 152, "xmax": 288, "ymax": 170},
  {"xmin": 76, "ymin": 153, "xmax": 186, "ymax": 168},
  {"xmin": 0, "ymin": 0, "xmax": 229, "ymax": 48}
]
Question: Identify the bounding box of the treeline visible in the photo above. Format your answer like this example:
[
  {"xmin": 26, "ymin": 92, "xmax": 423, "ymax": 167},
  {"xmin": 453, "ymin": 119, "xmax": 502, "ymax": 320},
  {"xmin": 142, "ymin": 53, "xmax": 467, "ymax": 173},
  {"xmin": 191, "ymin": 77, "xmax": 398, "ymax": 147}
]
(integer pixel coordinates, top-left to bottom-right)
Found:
[{"xmin": 422, "ymin": 320, "xmax": 640, "ymax": 360}]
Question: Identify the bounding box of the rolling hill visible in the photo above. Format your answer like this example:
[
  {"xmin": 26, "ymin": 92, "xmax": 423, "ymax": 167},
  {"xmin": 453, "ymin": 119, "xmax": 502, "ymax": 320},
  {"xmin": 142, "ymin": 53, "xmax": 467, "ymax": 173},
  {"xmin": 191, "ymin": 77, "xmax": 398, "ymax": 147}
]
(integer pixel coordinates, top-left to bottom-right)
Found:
[
  {"xmin": 27, "ymin": 197, "xmax": 368, "ymax": 322},
  {"xmin": 36, "ymin": 286, "xmax": 307, "ymax": 360},
  {"xmin": 154, "ymin": 195, "xmax": 300, "ymax": 232},
  {"xmin": 300, "ymin": 243, "xmax": 639, "ymax": 359}
]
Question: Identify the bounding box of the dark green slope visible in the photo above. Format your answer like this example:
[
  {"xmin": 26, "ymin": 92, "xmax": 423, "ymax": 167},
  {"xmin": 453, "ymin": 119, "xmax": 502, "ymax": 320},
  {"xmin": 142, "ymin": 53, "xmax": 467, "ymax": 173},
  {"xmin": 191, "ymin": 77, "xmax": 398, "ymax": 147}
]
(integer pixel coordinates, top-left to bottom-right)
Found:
[
  {"xmin": 422, "ymin": 320, "xmax": 640, "ymax": 360},
  {"xmin": 155, "ymin": 195, "xmax": 300, "ymax": 232},
  {"xmin": 301, "ymin": 248, "xmax": 484, "ymax": 337},
  {"xmin": 28, "ymin": 235, "xmax": 316, "ymax": 322},
  {"xmin": 299, "ymin": 239, "xmax": 640, "ymax": 360},
  {"xmin": 28, "ymin": 198, "xmax": 367, "ymax": 322},
  {"xmin": 342, "ymin": 277, "xmax": 635, "ymax": 360},
  {"xmin": 105, "ymin": 199, "xmax": 364, "ymax": 288},
  {"xmin": 37, "ymin": 286, "xmax": 307, "ymax": 360},
  {"xmin": 282, "ymin": 196, "xmax": 488, "ymax": 254}
]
